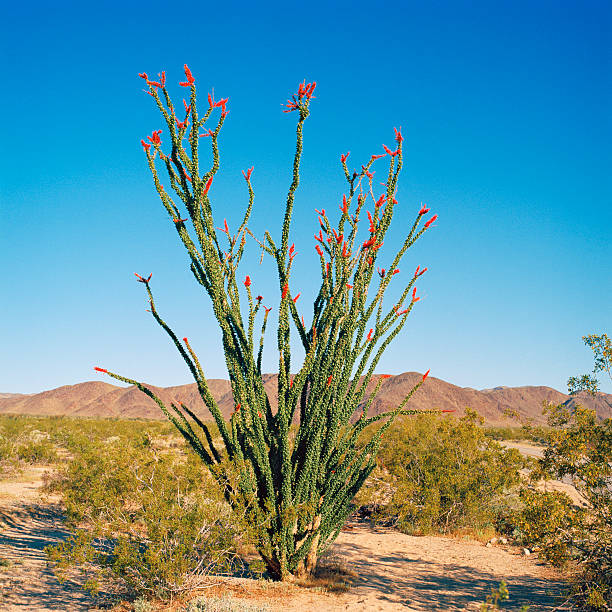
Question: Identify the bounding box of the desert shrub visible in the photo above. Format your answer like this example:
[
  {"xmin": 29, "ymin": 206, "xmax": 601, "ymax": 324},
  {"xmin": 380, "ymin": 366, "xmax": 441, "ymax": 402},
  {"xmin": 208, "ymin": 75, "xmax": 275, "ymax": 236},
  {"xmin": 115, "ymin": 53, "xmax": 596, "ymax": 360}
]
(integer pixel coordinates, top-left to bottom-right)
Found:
[
  {"xmin": 513, "ymin": 403, "xmax": 611, "ymax": 610},
  {"xmin": 0, "ymin": 417, "xmax": 58, "ymax": 476},
  {"xmin": 185, "ymin": 595, "xmax": 271, "ymax": 612},
  {"xmin": 45, "ymin": 434, "xmax": 249, "ymax": 599},
  {"xmin": 511, "ymin": 488, "xmax": 575, "ymax": 565},
  {"xmin": 484, "ymin": 424, "xmax": 550, "ymax": 444},
  {"xmin": 357, "ymin": 410, "xmax": 526, "ymax": 534}
]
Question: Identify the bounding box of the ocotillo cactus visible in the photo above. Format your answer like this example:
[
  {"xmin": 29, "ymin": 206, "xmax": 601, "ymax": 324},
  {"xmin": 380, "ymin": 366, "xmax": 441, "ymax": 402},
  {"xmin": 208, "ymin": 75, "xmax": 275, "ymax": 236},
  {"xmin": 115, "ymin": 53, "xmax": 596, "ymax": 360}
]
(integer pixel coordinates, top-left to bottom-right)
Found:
[{"xmin": 95, "ymin": 66, "xmax": 439, "ymax": 581}]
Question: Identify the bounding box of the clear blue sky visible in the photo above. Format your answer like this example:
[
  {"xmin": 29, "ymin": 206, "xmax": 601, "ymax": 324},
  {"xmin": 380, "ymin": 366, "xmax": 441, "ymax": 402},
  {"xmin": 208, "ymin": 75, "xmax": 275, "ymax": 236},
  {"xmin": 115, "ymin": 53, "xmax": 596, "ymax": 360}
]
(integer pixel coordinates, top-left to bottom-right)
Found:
[{"xmin": 1, "ymin": 0, "xmax": 610, "ymax": 395}]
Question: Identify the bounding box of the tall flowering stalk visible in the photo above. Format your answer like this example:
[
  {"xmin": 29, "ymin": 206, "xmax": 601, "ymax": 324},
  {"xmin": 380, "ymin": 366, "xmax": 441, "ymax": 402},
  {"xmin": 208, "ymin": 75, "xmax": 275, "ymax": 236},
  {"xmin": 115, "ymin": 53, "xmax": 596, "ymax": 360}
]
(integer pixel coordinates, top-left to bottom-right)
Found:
[{"xmin": 96, "ymin": 66, "xmax": 439, "ymax": 580}]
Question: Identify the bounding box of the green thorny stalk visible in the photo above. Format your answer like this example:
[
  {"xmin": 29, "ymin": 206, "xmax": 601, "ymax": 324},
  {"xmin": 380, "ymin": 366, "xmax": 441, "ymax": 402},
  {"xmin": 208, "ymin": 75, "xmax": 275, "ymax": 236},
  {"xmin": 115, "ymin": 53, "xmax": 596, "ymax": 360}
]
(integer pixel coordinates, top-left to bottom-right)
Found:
[{"xmin": 95, "ymin": 65, "xmax": 441, "ymax": 581}]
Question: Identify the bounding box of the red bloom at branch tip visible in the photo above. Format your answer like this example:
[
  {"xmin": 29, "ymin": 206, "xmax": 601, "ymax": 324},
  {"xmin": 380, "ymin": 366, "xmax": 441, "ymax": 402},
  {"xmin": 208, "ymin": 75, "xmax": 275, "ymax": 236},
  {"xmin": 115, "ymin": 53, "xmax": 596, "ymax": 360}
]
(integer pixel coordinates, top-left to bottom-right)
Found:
[
  {"xmin": 138, "ymin": 72, "xmax": 148, "ymax": 80},
  {"xmin": 441, "ymin": 409, "xmax": 455, "ymax": 413},
  {"xmin": 422, "ymin": 369, "xmax": 431, "ymax": 382},
  {"xmin": 235, "ymin": 404, "xmax": 241, "ymax": 411},
  {"xmin": 418, "ymin": 204, "xmax": 430, "ymax": 215},
  {"xmin": 258, "ymin": 411, "xmax": 262, "ymax": 418},
  {"xmin": 380, "ymin": 374, "xmax": 392, "ymax": 379},
  {"xmin": 340, "ymin": 194, "xmax": 348, "ymax": 215},
  {"xmin": 242, "ymin": 166, "xmax": 254, "ymax": 181},
  {"xmin": 382, "ymin": 144, "xmax": 393, "ymax": 156},
  {"xmin": 183, "ymin": 337, "xmax": 188, "ymax": 343},
  {"xmin": 174, "ymin": 218, "xmax": 187, "ymax": 224},
  {"xmin": 147, "ymin": 130, "xmax": 162, "ymax": 145},
  {"xmin": 327, "ymin": 375, "xmax": 332, "ymax": 387},
  {"xmin": 424, "ymin": 214, "xmax": 438, "ymax": 228},
  {"xmin": 256, "ymin": 295, "xmax": 263, "ymax": 301},
  {"xmin": 203, "ymin": 176, "xmax": 213, "ymax": 194},
  {"xmin": 367, "ymin": 329, "xmax": 373, "ymax": 341},
  {"xmin": 315, "ymin": 245, "xmax": 323, "ymax": 257},
  {"xmin": 371, "ymin": 153, "xmax": 385, "ymax": 160},
  {"xmin": 361, "ymin": 165, "xmax": 373, "ymax": 179},
  {"xmin": 375, "ymin": 195, "xmax": 386, "ymax": 209},
  {"xmin": 412, "ymin": 287, "xmax": 420, "ymax": 302},
  {"xmin": 346, "ymin": 283, "xmax": 353, "ymax": 289},
  {"xmin": 377, "ymin": 268, "xmax": 386, "ymax": 278},
  {"xmin": 244, "ymin": 276, "xmax": 251, "ymax": 288},
  {"xmin": 141, "ymin": 140, "xmax": 151, "ymax": 152},
  {"xmin": 179, "ymin": 64, "xmax": 195, "ymax": 87},
  {"xmin": 392, "ymin": 269, "xmax": 400, "ymax": 275},
  {"xmin": 94, "ymin": 367, "xmax": 107, "ymax": 373},
  {"xmin": 394, "ymin": 127, "xmax": 403, "ymax": 143},
  {"xmin": 282, "ymin": 284, "xmax": 288, "ymax": 299},
  {"xmin": 293, "ymin": 293, "xmax": 301, "ymax": 303},
  {"xmin": 264, "ymin": 306, "xmax": 272, "ymax": 315},
  {"xmin": 362, "ymin": 238, "xmax": 375, "ymax": 249},
  {"xmin": 340, "ymin": 152, "xmax": 350, "ymax": 163}
]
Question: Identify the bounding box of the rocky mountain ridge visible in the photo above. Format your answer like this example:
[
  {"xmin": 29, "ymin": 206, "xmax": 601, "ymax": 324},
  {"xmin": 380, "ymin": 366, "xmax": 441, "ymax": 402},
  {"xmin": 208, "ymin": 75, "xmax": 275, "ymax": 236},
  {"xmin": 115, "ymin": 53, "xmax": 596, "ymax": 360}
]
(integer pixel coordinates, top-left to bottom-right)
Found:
[{"xmin": 1, "ymin": 374, "xmax": 610, "ymax": 425}]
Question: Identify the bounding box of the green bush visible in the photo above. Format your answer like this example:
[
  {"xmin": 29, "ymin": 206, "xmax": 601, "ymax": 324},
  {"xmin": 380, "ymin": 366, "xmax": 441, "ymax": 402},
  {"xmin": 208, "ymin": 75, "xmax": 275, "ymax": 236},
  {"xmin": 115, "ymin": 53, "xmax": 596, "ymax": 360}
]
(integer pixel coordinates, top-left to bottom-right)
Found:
[
  {"xmin": 44, "ymin": 433, "xmax": 249, "ymax": 599},
  {"xmin": 513, "ymin": 403, "xmax": 612, "ymax": 610},
  {"xmin": 356, "ymin": 409, "xmax": 526, "ymax": 534},
  {"xmin": 0, "ymin": 417, "xmax": 58, "ymax": 476}
]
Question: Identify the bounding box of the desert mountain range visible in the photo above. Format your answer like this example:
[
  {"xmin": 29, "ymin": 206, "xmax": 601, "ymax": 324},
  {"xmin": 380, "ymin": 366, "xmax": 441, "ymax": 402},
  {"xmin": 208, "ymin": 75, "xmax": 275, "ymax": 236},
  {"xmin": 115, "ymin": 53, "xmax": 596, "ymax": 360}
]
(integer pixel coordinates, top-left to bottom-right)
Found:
[{"xmin": 1, "ymin": 373, "xmax": 610, "ymax": 425}]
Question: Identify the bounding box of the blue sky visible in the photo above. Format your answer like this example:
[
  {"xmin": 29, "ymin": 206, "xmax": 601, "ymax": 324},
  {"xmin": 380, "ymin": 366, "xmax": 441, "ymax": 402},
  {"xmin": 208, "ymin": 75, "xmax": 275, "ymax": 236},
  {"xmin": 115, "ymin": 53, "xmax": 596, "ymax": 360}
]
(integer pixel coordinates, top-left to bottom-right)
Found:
[{"xmin": 1, "ymin": 0, "xmax": 610, "ymax": 395}]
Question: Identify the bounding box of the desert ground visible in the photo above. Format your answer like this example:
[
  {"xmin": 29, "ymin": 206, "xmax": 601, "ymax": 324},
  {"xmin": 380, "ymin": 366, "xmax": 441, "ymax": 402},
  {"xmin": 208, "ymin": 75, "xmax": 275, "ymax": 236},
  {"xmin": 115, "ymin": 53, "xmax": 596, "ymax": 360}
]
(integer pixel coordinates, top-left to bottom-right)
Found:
[{"xmin": 0, "ymin": 465, "xmax": 572, "ymax": 612}]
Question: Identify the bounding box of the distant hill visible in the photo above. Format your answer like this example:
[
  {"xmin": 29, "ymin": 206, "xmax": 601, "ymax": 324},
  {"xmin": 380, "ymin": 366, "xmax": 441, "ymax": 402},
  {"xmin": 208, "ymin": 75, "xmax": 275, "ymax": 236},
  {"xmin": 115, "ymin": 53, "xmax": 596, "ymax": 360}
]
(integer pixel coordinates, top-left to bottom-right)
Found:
[{"xmin": 0, "ymin": 374, "xmax": 610, "ymax": 425}]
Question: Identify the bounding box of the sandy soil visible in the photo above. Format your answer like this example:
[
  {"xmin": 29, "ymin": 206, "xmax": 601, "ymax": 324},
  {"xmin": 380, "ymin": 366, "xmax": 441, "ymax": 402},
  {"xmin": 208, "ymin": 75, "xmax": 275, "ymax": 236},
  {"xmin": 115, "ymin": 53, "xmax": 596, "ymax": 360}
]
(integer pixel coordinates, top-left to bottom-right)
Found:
[{"xmin": 0, "ymin": 467, "xmax": 571, "ymax": 611}]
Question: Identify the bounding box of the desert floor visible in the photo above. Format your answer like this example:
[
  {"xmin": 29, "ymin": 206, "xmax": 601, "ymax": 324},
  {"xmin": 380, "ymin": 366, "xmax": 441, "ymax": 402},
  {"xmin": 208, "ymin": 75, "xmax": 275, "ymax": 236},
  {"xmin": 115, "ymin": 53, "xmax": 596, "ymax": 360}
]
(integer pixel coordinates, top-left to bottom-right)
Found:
[{"xmin": 0, "ymin": 466, "xmax": 571, "ymax": 612}]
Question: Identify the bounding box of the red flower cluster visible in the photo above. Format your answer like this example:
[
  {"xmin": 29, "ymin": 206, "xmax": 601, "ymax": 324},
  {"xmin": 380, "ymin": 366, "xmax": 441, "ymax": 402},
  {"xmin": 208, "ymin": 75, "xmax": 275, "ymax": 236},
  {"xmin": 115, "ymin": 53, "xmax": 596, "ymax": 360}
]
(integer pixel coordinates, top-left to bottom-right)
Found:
[
  {"xmin": 242, "ymin": 166, "xmax": 254, "ymax": 181},
  {"xmin": 147, "ymin": 130, "xmax": 162, "ymax": 146},
  {"xmin": 134, "ymin": 272, "xmax": 152, "ymax": 283},
  {"xmin": 339, "ymin": 195, "xmax": 348, "ymax": 215},
  {"xmin": 297, "ymin": 80, "xmax": 316, "ymax": 99},
  {"xmin": 283, "ymin": 81, "xmax": 316, "ymax": 113},
  {"xmin": 203, "ymin": 176, "xmax": 213, "ymax": 195},
  {"xmin": 424, "ymin": 214, "xmax": 437, "ymax": 228},
  {"xmin": 179, "ymin": 64, "xmax": 195, "ymax": 87},
  {"xmin": 382, "ymin": 144, "xmax": 399, "ymax": 157},
  {"xmin": 361, "ymin": 165, "xmax": 373, "ymax": 179}
]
